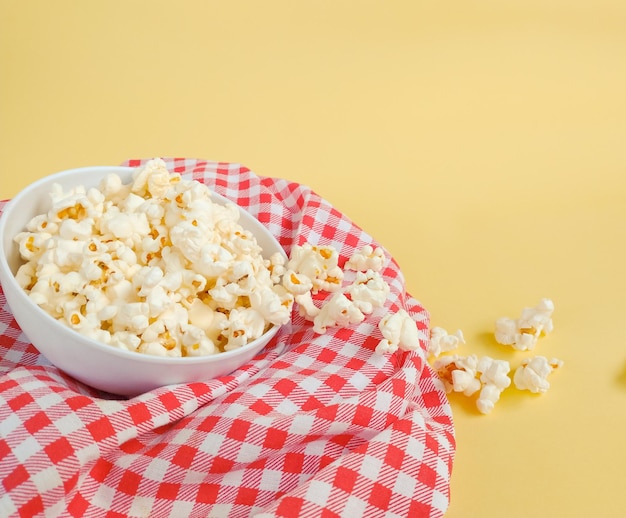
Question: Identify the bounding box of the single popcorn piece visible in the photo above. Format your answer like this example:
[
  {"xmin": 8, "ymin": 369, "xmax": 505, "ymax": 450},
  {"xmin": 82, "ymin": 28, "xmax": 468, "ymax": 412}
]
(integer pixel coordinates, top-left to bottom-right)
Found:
[
  {"xmin": 249, "ymin": 284, "xmax": 294, "ymax": 326},
  {"xmin": 267, "ymin": 252, "xmax": 286, "ymax": 284},
  {"xmin": 475, "ymin": 357, "xmax": 512, "ymax": 414},
  {"xmin": 495, "ymin": 298, "xmax": 555, "ymax": 351},
  {"xmin": 283, "ymin": 269, "xmax": 314, "ymax": 296},
  {"xmin": 514, "ymin": 356, "xmax": 564, "ymax": 394},
  {"xmin": 434, "ymin": 355, "xmax": 511, "ymax": 414},
  {"xmin": 433, "ymin": 355, "xmax": 481, "ymax": 396},
  {"xmin": 344, "ymin": 269, "xmax": 390, "ymax": 315},
  {"xmin": 428, "ymin": 326, "xmax": 465, "ymax": 358},
  {"xmin": 286, "ymin": 243, "xmax": 344, "ymax": 293},
  {"xmin": 313, "ymin": 292, "xmax": 365, "ymax": 334},
  {"xmin": 294, "ymin": 291, "xmax": 321, "ymax": 319},
  {"xmin": 375, "ymin": 308, "xmax": 420, "ymax": 354},
  {"xmin": 13, "ymin": 158, "xmax": 291, "ymax": 357},
  {"xmin": 345, "ymin": 244, "xmax": 385, "ymax": 272}
]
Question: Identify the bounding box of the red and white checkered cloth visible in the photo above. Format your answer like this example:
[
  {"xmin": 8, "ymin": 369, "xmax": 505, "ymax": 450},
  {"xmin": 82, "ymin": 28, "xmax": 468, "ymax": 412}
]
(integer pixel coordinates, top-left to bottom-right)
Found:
[{"xmin": 0, "ymin": 158, "xmax": 455, "ymax": 517}]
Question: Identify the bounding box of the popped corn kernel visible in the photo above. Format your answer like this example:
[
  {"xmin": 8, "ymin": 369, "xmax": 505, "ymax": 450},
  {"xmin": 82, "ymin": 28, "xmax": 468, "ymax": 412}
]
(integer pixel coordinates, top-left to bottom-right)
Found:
[
  {"xmin": 513, "ymin": 356, "xmax": 564, "ymax": 394},
  {"xmin": 267, "ymin": 252, "xmax": 286, "ymax": 284},
  {"xmin": 286, "ymin": 243, "xmax": 344, "ymax": 293},
  {"xmin": 15, "ymin": 262, "xmax": 37, "ymax": 290},
  {"xmin": 495, "ymin": 298, "xmax": 555, "ymax": 351},
  {"xmin": 434, "ymin": 355, "xmax": 511, "ymax": 414},
  {"xmin": 376, "ymin": 309, "xmax": 420, "ymax": 354},
  {"xmin": 283, "ymin": 270, "xmax": 314, "ymax": 295},
  {"xmin": 294, "ymin": 291, "xmax": 321, "ymax": 320},
  {"xmin": 14, "ymin": 231, "xmax": 51, "ymax": 261},
  {"xmin": 428, "ymin": 327, "xmax": 465, "ymax": 358},
  {"xmin": 313, "ymin": 292, "xmax": 365, "ymax": 334},
  {"xmin": 220, "ymin": 307, "xmax": 267, "ymax": 351},
  {"xmin": 345, "ymin": 244, "xmax": 385, "ymax": 272},
  {"xmin": 476, "ymin": 357, "xmax": 511, "ymax": 414},
  {"xmin": 345, "ymin": 269, "xmax": 390, "ymax": 315},
  {"xmin": 249, "ymin": 285, "xmax": 293, "ymax": 327},
  {"xmin": 433, "ymin": 355, "xmax": 481, "ymax": 396}
]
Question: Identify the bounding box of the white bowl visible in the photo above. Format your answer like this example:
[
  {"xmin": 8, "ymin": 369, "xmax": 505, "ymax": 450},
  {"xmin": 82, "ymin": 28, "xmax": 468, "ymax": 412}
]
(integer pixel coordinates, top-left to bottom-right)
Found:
[{"xmin": 0, "ymin": 166, "xmax": 287, "ymax": 397}]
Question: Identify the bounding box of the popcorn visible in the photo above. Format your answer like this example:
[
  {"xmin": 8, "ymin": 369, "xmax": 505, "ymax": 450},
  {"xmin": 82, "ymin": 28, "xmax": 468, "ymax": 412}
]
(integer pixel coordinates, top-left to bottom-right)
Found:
[
  {"xmin": 434, "ymin": 355, "xmax": 511, "ymax": 414},
  {"xmin": 111, "ymin": 301, "xmax": 151, "ymax": 334},
  {"xmin": 475, "ymin": 357, "xmax": 511, "ymax": 414},
  {"xmin": 513, "ymin": 356, "xmax": 564, "ymax": 394},
  {"xmin": 110, "ymin": 331, "xmax": 142, "ymax": 352},
  {"xmin": 14, "ymin": 231, "xmax": 51, "ymax": 261},
  {"xmin": 267, "ymin": 253, "xmax": 286, "ymax": 284},
  {"xmin": 428, "ymin": 326, "xmax": 465, "ymax": 358},
  {"xmin": 26, "ymin": 213, "xmax": 59, "ymax": 234},
  {"xmin": 426, "ymin": 297, "xmax": 563, "ymax": 415},
  {"xmin": 495, "ymin": 298, "xmax": 555, "ymax": 351},
  {"xmin": 345, "ymin": 270, "xmax": 390, "ymax": 315},
  {"xmin": 312, "ymin": 292, "xmax": 365, "ymax": 334},
  {"xmin": 345, "ymin": 244, "xmax": 385, "ymax": 272},
  {"xmin": 375, "ymin": 309, "xmax": 420, "ymax": 354},
  {"xmin": 433, "ymin": 355, "xmax": 481, "ymax": 396},
  {"xmin": 15, "ymin": 261, "xmax": 36, "ymax": 290},
  {"xmin": 249, "ymin": 285, "xmax": 294, "ymax": 327},
  {"xmin": 276, "ymin": 244, "xmax": 394, "ymax": 338},
  {"xmin": 180, "ymin": 324, "xmax": 216, "ymax": 357},
  {"xmin": 14, "ymin": 158, "xmax": 292, "ymax": 357},
  {"xmin": 286, "ymin": 243, "xmax": 344, "ymax": 294},
  {"xmin": 221, "ymin": 307, "xmax": 268, "ymax": 351}
]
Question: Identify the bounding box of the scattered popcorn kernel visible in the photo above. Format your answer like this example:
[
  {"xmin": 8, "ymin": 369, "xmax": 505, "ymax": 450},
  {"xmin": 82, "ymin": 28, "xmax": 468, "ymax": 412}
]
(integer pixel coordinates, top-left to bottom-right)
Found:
[
  {"xmin": 294, "ymin": 291, "xmax": 321, "ymax": 319},
  {"xmin": 313, "ymin": 292, "xmax": 365, "ymax": 334},
  {"xmin": 513, "ymin": 356, "xmax": 564, "ymax": 394},
  {"xmin": 376, "ymin": 309, "xmax": 420, "ymax": 354},
  {"xmin": 345, "ymin": 244, "xmax": 385, "ymax": 272},
  {"xmin": 433, "ymin": 355, "xmax": 481, "ymax": 396},
  {"xmin": 476, "ymin": 357, "xmax": 511, "ymax": 414},
  {"xmin": 286, "ymin": 244, "xmax": 344, "ymax": 293},
  {"xmin": 345, "ymin": 270, "xmax": 390, "ymax": 315},
  {"xmin": 428, "ymin": 326, "xmax": 465, "ymax": 358},
  {"xmin": 433, "ymin": 355, "xmax": 511, "ymax": 414},
  {"xmin": 495, "ymin": 298, "xmax": 555, "ymax": 351},
  {"xmin": 282, "ymin": 269, "xmax": 314, "ymax": 295}
]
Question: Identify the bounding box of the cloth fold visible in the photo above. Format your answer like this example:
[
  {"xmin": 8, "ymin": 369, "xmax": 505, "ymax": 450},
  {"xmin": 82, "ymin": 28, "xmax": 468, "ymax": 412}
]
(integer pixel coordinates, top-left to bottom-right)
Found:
[{"xmin": 0, "ymin": 158, "xmax": 454, "ymax": 517}]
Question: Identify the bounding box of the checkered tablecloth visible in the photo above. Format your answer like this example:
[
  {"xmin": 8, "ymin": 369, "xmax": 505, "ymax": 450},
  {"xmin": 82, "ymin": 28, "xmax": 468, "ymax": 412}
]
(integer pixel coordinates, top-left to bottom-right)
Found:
[{"xmin": 0, "ymin": 158, "xmax": 455, "ymax": 517}]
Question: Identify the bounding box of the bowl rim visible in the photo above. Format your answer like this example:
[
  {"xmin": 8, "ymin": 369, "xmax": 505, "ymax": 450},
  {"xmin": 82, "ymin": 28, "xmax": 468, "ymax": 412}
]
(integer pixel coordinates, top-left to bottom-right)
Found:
[{"xmin": 0, "ymin": 164, "xmax": 286, "ymax": 365}]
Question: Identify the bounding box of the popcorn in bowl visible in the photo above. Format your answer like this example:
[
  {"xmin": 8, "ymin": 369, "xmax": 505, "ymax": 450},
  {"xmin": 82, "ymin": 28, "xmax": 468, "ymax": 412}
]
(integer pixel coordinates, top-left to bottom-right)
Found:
[
  {"xmin": 12, "ymin": 158, "xmax": 293, "ymax": 358},
  {"xmin": 0, "ymin": 160, "xmax": 298, "ymax": 395}
]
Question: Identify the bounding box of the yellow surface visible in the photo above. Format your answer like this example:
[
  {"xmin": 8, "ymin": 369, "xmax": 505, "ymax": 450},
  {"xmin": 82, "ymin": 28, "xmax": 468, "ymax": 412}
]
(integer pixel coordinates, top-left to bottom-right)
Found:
[{"xmin": 2, "ymin": 1, "xmax": 625, "ymax": 516}]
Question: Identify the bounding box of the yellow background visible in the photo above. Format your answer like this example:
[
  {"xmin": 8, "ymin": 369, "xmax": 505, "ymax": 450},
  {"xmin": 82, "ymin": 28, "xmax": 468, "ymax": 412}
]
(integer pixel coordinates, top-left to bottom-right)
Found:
[{"xmin": 2, "ymin": 1, "xmax": 625, "ymax": 516}]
